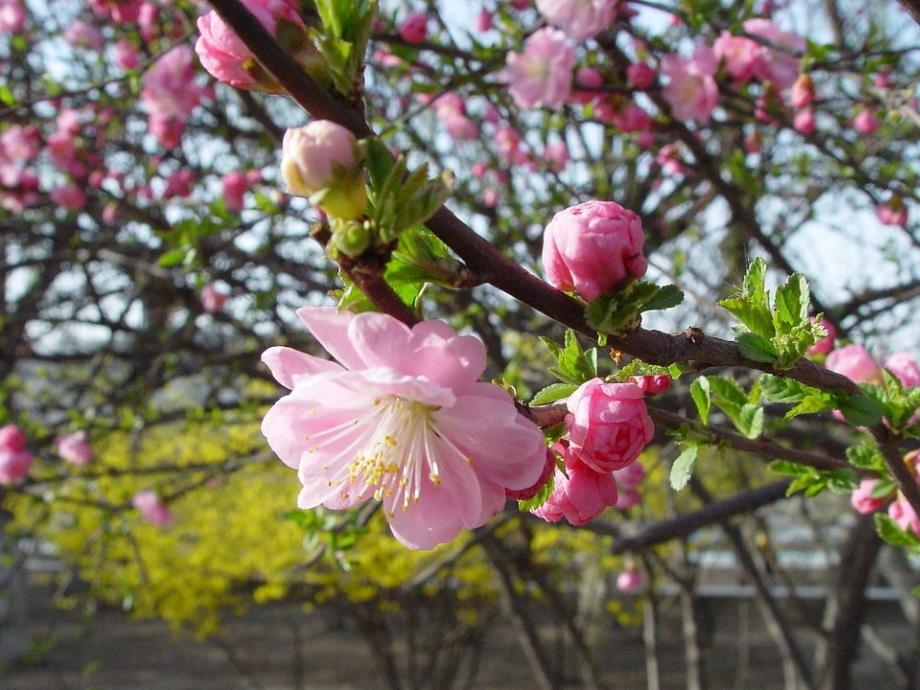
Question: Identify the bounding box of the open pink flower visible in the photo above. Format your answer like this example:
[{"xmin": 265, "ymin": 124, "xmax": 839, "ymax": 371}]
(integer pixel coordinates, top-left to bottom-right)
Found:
[
  {"xmin": 260, "ymin": 308, "xmax": 547, "ymax": 549},
  {"xmin": 535, "ymin": 0, "xmax": 617, "ymax": 41},
  {"xmin": 0, "ymin": 0, "xmax": 26, "ymax": 33},
  {"xmin": 627, "ymin": 62, "xmax": 656, "ymax": 90},
  {"xmin": 542, "ymin": 200, "xmax": 647, "ymax": 301},
  {"xmin": 133, "ymin": 490, "xmax": 175, "ymax": 527},
  {"xmin": 141, "ymin": 46, "xmax": 207, "ymax": 120},
  {"xmin": 661, "ymin": 46, "xmax": 718, "ymax": 123},
  {"xmin": 566, "ymin": 379, "xmax": 654, "ymax": 473},
  {"xmin": 713, "ymin": 31, "xmax": 762, "ymax": 83},
  {"xmin": 503, "ymin": 27, "xmax": 575, "ymax": 110},
  {"xmin": 616, "ymin": 569, "xmax": 642, "ymax": 593},
  {"xmin": 742, "ymin": 19, "xmax": 804, "ymax": 90},
  {"xmin": 57, "ymin": 431, "xmax": 93, "ymax": 466},
  {"xmin": 532, "ymin": 442, "xmax": 617, "ymax": 526}
]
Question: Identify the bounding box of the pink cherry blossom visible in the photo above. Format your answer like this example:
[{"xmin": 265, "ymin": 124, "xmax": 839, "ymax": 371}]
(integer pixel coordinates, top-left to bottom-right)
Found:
[
  {"xmin": 613, "ymin": 461, "xmax": 645, "ymax": 491},
  {"xmin": 433, "ymin": 93, "xmax": 479, "ymax": 141},
  {"xmin": 616, "ymin": 569, "xmax": 642, "ymax": 593},
  {"xmin": 0, "ymin": 0, "xmax": 26, "ymax": 33},
  {"xmin": 0, "ymin": 424, "xmax": 31, "ymax": 484},
  {"xmin": 201, "ymin": 283, "xmax": 229, "ymax": 313},
  {"xmin": 542, "ymin": 200, "xmax": 647, "ymax": 301},
  {"xmin": 196, "ymin": 0, "xmax": 307, "ymax": 91},
  {"xmin": 571, "ymin": 67, "xmax": 604, "ymax": 105},
  {"xmin": 51, "ymin": 184, "xmax": 87, "ymax": 212},
  {"xmin": 495, "ymin": 124, "xmax": 528, "ymax": 165},
  {"xmin": 57, "ymin": 431, "xmax": 93, "ymax": 466},
  {"xmin": 115, "ymin": 39, "xmax": 140, "ymax": 70},
  {"xmin": 65, "ymin": 20, "xmax": 103, "ymax": 50},
  {"xmin": 133, "ymin": 490, "xmax": 175, "ymax": 527},
  {"xmin": 90, "ymin": 0, "xmax": 142, "ymax": 22},
  {"xmin": 853, "ymin": 108, "xmax": 878, "ymax": 135},
  {"xmin": 661, "ymin": 46, "xmax": 719, "ymax": 123},
  {"xmin": 1, "ymin": 124, "xmax": 40, "ymax": 161},
  {"xmin": 222, "ymin": 171, "xmax": 248, "ymax": 212},
  {"xmin": 503, "ymin": 27, "xmax": 575, "ymax": 110},
  {"xmin": 794, "ymin": 108, "xmax": 816, "ymax": 135},
  {"xmin": 565, "ymin": 379, "xmax": 655, "ymax": 473},
  {"xmin": 141, "ymin": 46, "xmax": 207, "ymax": 121},
  {"xmin": 535, "ymin": 0, "xmax": 617, "ymax": 41},
  {"xmin": 713, "ymin": 31, "xmax": 762, "ymax": 83},
  {"xmin": 260, "ymin": 308, "xmax": 547, "ymax": 549},
  {"xmin": 889, "ymin": 490, "xmax": 920, "ymax": 537},
  {"xmin": 807, "ymin": 317, "xmax": 836, "ymax": 355},
  {"xmin": 532, "ymin": 443, "xmax": 617, "ymax": 526},
  {"xmin": 826, "ymin": 344, "xmax": 879, "ymax": 384},
  {"xmin": 399, "ymin": 11, "xmax": 428, "ymax": 44},
  {"xmin": 161, "ymin": 169, "xmax": 195, "ymax": 199},
  {"xmin": 885, "ymin": 352, "xmax": 920, "ymax": 388},
  {"xmin": 627, "ymin": 62, "xmax": 656, "ymax": 90},
  {"xmin": 742, "ymin": 19, "xmax": 804, "ymax": 90},
  {"xmin": 613, "ymin": 103, "xmax": 652, "ymax": 133}
]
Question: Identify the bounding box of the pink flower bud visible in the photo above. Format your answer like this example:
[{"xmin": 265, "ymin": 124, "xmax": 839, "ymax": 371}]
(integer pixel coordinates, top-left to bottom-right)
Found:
[
  {"xmin": 535, "ymin": 0, "xmax": 617, "ymax": 40},
  {"xmin": 51, "ymin": 184, "xmax": 87, "ymax": 212},
  {"xmin": 565, "ymin": 379, "xmax": 654, "ymax": 473},
  {"xmin": 114, "ymin": 39, "xmax": 140, "ymax": 70},
  {"xmin": 889, "ymin": 492, "xmax": 920, "ymax": 537},
  {"xmin": 627, "ymin": 62, "xmax": 656, "ymax": 90},
  {"xmin": 532, "ymin": 444, "xmax": 617, "ymax": 526},
  {"xmin": 281, "ymin": 121, "xmax": 366, "ymax": 220},
  {"xmin": 222, "ymin": 171, "xmax": 248, "ymax": 212},
  {"xmin": 475, "ymin": 9, "xmax": 493, "ymax": 32},
  {"xmin": 0, "ymin": 447, "xmax": 32, "ymax": 484},
  {"xmin": 630, "ymin": 375, "xmax": 672, "ymax": 396},
  {"xmin": 399, "ymin": 11, "xmax": 428, "ymax": 44},
  {"xmin": 616, "ymin": 569, "xmax": 642, "ymax": 593},
  {"xmin": 544, "ymin": 140, "xmax": 569, "ymax": 173},
  {"xmin": 850, "ymin": 479, "xmax": 887, "ymax": 514},
  {"xmin": 506, "ymin": 448, "xmax": 556, "ymax": 500},
  {"xmin": 613, "ymin": 461, "xmax": 645, "ymax": 491},
  {"xmin": 614, "ymin": 489, "xmax": 640, "ymax": 510},
  {"xmin": 0, "ymin": 424, "xmax": 27, "ymax": 452},
  {"xmin": 571, "ymin": 67, "xmax": 604, "ymax": 105},
  {"xmin": 877, "ymin": 200, "xmax": 908, "ymax": 227},
  {"xmin": 874, "ymin": 72, "xmax": 893, "ymax": 89},
  {"xmin": 201, "ymin": 283, "xmax": 229, "ymax": 313},
  {"xmin": 807, "ymin": 318, "xmax": 836, "ymax": 355},
  {"xmin": 57, "ymin": 431, "xmax": 93, "ymax": 466},
  {"xmin": 853, "ymin": 108, "xmax": 879, "ymax": 135},
  {"xmin": 132, "ymin": 490, "xmax": 175, "ymax": 527},
  {"xmin": 542, "ymin": 200, "xmax": 647, "ymax": 301},
  {"xmin": 744, "ymin": 130, "xmax": 762, "ymax": 154},
  {"xmin": 885, "ymin": 352, "xmax": 920, "ymax": 388},
  {"xmin": 826, "ymin": 344, "xmax": 879, "ymax": 384},
  {"xmin": 0, "ymin": 0, "xmax": 27, "ymax": 33},
  {"xmin": 794, "ymin": 108, "xmax": 816, "ymax": 135}
]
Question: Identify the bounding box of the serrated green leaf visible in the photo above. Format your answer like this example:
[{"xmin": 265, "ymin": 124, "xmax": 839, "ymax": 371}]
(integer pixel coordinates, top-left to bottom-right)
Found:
[
  {"xmin": 875, "ymin": 513, "xmax": 920, "ymax": 548},
  {"xmin": 769, "ymin": 460, "xmax": 815, "ymax": 477},
  {"xmin": 772, "ymin": 273, "xmax": 809, "ymax": 334},
  {"xmin": 736, "ymin": 332, "xmax": 778, "ymax": 363},
  {"xmin": 690, "ymin": 377, "xmax": 711, "ymax": 425},
  {"xmin": 839, "ymin": 393, "xmax": 884, "ymax": 427},
  {"xmin": 530, "ymin": 383, "xmax": 578, "ymax": 406},
  {"xmin": 518, "ymin": 472, "xmax": 555, "ymax": 511},
  {"xmin": 670, "ymin": 445, "xmax": 699, "ymax": 491},
  {"xmin": 643, "ymin": 284, "xmax": 684, "ymax": 311}
]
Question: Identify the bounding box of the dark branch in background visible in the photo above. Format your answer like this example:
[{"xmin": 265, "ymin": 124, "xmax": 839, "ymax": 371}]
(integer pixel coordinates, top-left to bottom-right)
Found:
[
  {"xmin": 204, "ymin": 0, "xmax": 920, "ymax": 518},
  {"xmin": 898, "ymin": 0, "xmax": 920, "ymax": 27}
]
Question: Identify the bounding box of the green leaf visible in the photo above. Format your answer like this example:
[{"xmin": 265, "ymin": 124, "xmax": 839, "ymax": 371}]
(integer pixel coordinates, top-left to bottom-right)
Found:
[
  {"xmin": 839, "ymin": 393, "xmax": 884, "ymax": 427},
  {"xmin": 772, "ymin": 273, "xmax": 809, "ymax": 334},
  {"xmin": 690, "ymin": 377, "xmax": 711, "ymax": 425},
  {"xmin": 670, "ymin": 445, "xmax": 699, "ymax": 492},
  {"xmin": 736, "ymin": 332, "xmax": 778, "ymax": 363},
  {"xmin": 616, "ymin": 361, "xmax": 671, "ymax": 378},
  {"xmin": 846, "ymin": 441, "xmax": 886, "ymax": 472},
  {"xmin": 157, "ymin": 248, "xmax": 188, "ymax": 268},
  {"xmin": 642, "ymin": 284, "xmax": 684, "ymax": 311},
  {"xmin": 585, "ymin": 281, "xmax": 684, "ymax": 337},
  {"xmin": 517, "ymin": 472, "xmax": 555, "ymax": 512},
  {"xmin": 530, "ymin": 383, "xmax": 578, "ymax": 406},
  {"xmin": 769, "ymin": 460, "xmax": 814, "ymax": 477},
  {"xmin": 875, "ymin": 513, "xmax": 920, "ymax": 549}
]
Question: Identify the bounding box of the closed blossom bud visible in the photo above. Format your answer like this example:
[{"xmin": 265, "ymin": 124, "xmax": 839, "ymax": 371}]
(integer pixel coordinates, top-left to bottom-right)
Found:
[
  {"xmin": 885, "ymin": 352, "xmax": 920, "ymax": 388},
  {"xmin": 531, "ymin": 443, "xmax": 618, "ymax": 526},
  {"xmin": 807, "ymin": 317, "xmax": 836, "ymax": 355},
  {"xmin": 791, "ymin": 73, "xmax": 814, "ymax": 109},
  {"xmin": 542, "ymin": 200, "xmax": 647, "ymax": 301},
  {"xmin": 826, "ymin": 344, "xmax": 879, "ymax": 384},
  {"xmin": 565, "ymin": 379, "xmax": 655, "ymax": 473},
  {"xmin": 132, "ymin": 490, "xmax": 175, "ymax": 527},
  {"xmin": 0, "ymin": 424, "xmax": 28, "ymax": 452},
  {"xmin": 57, "ymin": 431, "xmax": 93, "ymax": 466},
  {"xmin": 850, "ymin": 479, "xmax": 887, "ymax": 515},
  {"xmin": 0, "ymin": 424, "xmax": 32, "ymax": 484},
  {"xmin": 330, "ymin": 219, "xmax": 371, "ymax": 257},
  {"xmin": 201, "ymin": 282, "xmax": 229, "ymax": 313},
  {"xmin": 853, "ymin": 108, "xmax": 879, "ymax": 135},
  {"xmin": 630, "ymin": 374, "xmax": 672, "ymax": 396},
  {"xmin": 616, "ymin": 569, "xmax": 642, "ymax": 593},
  {"xmin": 398, "ymin": 11, "xmax": 428, "ymax": 44},
  {"xmin": 281, "ymin": 121, "xmax": 367, "ymax": 220}
]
